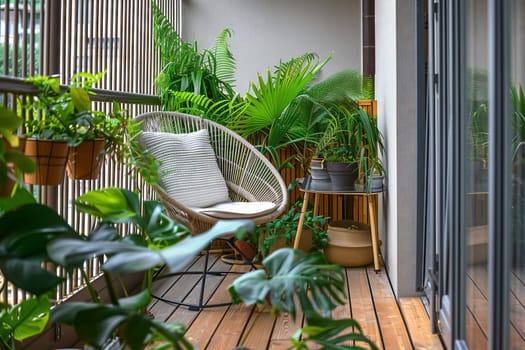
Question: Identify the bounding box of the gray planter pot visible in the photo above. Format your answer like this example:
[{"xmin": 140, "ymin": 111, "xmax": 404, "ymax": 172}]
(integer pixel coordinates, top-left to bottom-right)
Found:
[{"xmin": 325, "ymin": 161, "xmax": 359, "ymax": 190}]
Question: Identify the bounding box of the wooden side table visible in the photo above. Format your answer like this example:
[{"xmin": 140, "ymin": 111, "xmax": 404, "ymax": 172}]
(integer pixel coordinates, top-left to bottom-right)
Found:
[{"xmin": 293, "ymin": 176, "xmax": 384, "ymax": 271}]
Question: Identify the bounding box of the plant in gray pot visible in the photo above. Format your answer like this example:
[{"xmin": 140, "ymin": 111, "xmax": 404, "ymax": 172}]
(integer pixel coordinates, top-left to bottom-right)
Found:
[{"xmin": 317, "ymin": 106, "xmax": 381, "ymax": 191}]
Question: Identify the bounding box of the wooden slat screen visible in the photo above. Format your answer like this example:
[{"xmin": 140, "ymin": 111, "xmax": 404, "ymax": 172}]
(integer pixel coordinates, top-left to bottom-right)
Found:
[{"xmin": 0, "ymin": 0, "xmax": 180, "ymax": 305}]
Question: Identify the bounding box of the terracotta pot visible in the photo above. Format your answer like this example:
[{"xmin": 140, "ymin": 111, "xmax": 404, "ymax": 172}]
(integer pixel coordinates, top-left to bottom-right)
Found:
[
  {"xmin": 233, "ymin": 239, "xmax": 257, "ymax": 262},
  {"xmin": 67, "ymin": 138, "xmax": 105, "ymax": 180},
  {"xmin": 23, "ymin": 138, "xmax": 69, "ymax": 186}
]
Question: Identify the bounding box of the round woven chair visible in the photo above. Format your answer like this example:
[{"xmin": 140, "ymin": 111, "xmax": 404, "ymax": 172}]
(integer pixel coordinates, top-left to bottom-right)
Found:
[
  {"xmin": 134, "ymin": 111, "xmax": 289, "ymax": 310},
  {"xmin": 135, "ymin": 111, "xmax": 288, "ymax": 232}
]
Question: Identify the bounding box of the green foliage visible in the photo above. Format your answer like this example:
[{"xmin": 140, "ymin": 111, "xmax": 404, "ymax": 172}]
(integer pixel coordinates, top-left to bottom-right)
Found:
[
  {"xmin": 0, "ymin": 106, "xmax": 36, "ymax": 191},
  {"xmin": 152, "ymin": 2, "xmax": 236, "ymax": 110},
  {"xmin": 23, "ymin": 72, "xmax": 127, "ymax": 151},
  {"xmin": 318, "ymin": 108, "xmax": 383, "ymax": 166},
  {"xmin": 233, "ymin": 53, "xmax": 330, "ymax": 146},
  {"xmin": 255, "ymin": 198, "xmax": 328, "ymax": 259},
  {"xmin": 291, "ymin": 314, "xmax": 379, "ymax": 350},
  {"xmin": 0, "ymin": 295, "xmax": 51, "ymax": 348},
  {"xmin": 0, "ymin": 186, "xmax": 255, "ymax": 349},
  {"xmin": 229, "ymin": 248, "xmax": 379, "ymax": 349},
  {"xmin": 229, "ymin": 248, "xmax": 344, "ymax": 320}
]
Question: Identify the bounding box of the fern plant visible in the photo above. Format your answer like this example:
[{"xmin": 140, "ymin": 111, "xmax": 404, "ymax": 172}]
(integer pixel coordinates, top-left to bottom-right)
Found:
[{"xmin": 152, "ymin": 2, "xmax": 237, "ymax": 111}]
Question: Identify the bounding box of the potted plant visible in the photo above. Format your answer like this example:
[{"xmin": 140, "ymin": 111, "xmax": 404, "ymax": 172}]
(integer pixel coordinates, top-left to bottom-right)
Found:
[
  {"xmin": 253, "ymin": 198, "xmax": 328, "ymax": 261},
  {"xmin": 316, "ymin": 106, "xmax": 381, "ymax": 191},
  {"xmin": 23, "ymin": 72, "xmax": 127, "ymax": 184}
]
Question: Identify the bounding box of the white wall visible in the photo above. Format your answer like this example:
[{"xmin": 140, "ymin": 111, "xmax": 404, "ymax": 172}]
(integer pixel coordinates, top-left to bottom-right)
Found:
[
  {"xmin": 182, "ymin": 0, "xmax": 361, "ymax": 95},
  {"xmin": 375, "ymin": 0, "xmax": 418, "ymax": 297}
]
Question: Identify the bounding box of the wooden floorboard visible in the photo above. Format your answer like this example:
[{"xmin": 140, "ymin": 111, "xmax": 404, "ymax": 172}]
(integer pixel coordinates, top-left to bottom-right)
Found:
[
  {"xmin": 346, "ymin": 267, "xmax": 383, "ymax": 349},
  {"xmin": 148, "ymin": 255, "xmax": 444, "ymax": 350}
]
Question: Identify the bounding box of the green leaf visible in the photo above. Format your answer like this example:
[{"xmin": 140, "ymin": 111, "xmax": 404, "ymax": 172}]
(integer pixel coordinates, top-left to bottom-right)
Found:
[
  {"xmin": 122, "ymin": 314, "xmax": 151, "ymax": 350},
  {"xmin": 74, "ymin": 307, "xmax": 127, "ymax": 347},
  {"xmin": 0, "ymin": 106, "xmax": 23, "ymax": 130},
  {"xmin": 0, "ymin": 187, "xmax": 36, "ymax": 213},
  {"xmin": 229, "ymin": 248, "xmax": 344, "ymax": 321},
  {"xmin": 47, "ymin": 238, "xmax": 146, "ymax": 268},
  {"xmin": 118, "ymin": 290, "xmax": 151, "ymax": 312},
  {"xmin": 69, "ymin": 87, "xmax": 92, "ymax": 111},
  {"xmin": 0, "ymin": 204, "xmax": 76, "ymax": 256},
  {"xmin": 5, "ymin": 150, "xmax": 36, "ymax": 173},
  {"xmin": 102, "ymin": 219, "xmax": 254, "ymax": 273},
  {"xmin": 12, "ymin": 296, "xmax": 51, "ymax": 341},
  {"xmin": 75, "ymin": 187, "xmax": 139, "ymax": 223},
  {"xmin": 0, "ymin": 258, "xmax": 63, "ymax": 295}
]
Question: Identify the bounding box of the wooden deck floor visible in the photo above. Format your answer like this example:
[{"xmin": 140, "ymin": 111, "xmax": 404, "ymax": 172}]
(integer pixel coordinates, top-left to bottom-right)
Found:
[{"xmin": 148, "ymin": 254, "xmax": 444, "ymax": 350}]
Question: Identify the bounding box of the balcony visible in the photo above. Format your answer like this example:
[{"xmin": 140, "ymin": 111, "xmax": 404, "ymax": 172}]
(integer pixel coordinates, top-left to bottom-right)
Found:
[{"xmin": 3, "ymin": 1, "xmax": 523, "ymax": 349}]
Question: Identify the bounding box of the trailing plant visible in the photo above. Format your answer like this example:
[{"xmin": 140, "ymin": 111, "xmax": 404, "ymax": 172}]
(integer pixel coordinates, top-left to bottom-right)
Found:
[
  {"xmin": 254, "ymin": 198, "xmax": 328, "ymax": 260},
  {"xmin": 229, "ymin": 248, "xmax": 379, "ymax": 350}
]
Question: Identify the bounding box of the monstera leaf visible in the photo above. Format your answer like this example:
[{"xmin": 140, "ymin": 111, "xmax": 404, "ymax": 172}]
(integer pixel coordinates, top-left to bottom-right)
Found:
[{"xmin": 229, "ymin": 248, "xmax": 345, "ymax": 320}]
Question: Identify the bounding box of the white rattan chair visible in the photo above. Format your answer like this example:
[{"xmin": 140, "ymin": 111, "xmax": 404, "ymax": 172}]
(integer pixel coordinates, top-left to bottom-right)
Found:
[{"xmin": 134, "ymin": 111, "xmax": 289, "ymax": 310}]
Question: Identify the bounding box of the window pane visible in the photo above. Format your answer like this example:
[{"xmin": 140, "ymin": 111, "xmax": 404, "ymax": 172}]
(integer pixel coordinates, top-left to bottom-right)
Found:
[
  {"xmin": 465, "ymin": 0, "xmax": 489, "ymax": 347},
  {"xmin": 511, "ymin": 1, "xmax": 525, "ymax": 348}
]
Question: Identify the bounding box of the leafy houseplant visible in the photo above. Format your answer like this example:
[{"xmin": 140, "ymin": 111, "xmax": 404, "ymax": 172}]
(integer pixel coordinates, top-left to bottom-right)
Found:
[
  {"xmin": 254, "ymin": 198, "xmax": 328, "ymax": 261},
  {"xmin": 316, "ymin": 106, "xmax": 383, "ymax": 191},
  {"xmin": 0, "ymin": 186, "xmax": 254, "ymax": 349},
  {"xmin": 229, "ymin": 248, "xmax": 379, "ymax": 350},
  {"xmin": 23, "ymin": 72, "xmax": 128, "ymax": 182}
]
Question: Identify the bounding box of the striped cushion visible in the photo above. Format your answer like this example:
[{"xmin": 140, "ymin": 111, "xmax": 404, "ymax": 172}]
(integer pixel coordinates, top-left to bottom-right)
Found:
[{"xmin": 140, "ymin": 129, "xmax": 230, "ymax": 207}]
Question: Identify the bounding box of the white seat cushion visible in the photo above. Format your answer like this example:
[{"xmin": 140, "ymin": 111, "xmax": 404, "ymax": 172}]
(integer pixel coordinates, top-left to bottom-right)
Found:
[
  {"xmin": 192, "ymin": 201, "xmax": 277, "ymax": 219},
  {"xmin": 140, "ymin": 129, "xmax": 230, "ymax": 208}
]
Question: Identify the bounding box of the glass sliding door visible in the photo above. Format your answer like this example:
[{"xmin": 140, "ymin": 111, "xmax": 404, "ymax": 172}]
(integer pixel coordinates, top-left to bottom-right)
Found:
[
  {"xmin": 422, "ymin": 0, "xmax": 525, "ymax": 348},
  {"xmin": 464, "ymin": 0, "xmax": 489, "ymax": 348},
  {"xmin": 510, "ymin": 0, "xmax": 525, "ymax": 348}
]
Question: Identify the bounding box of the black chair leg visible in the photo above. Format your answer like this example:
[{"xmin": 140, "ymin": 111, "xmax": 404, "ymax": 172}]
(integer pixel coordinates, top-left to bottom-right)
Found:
[{"xmin": 151, "ymin": 240, "xmax": 252, "ymax": 311}]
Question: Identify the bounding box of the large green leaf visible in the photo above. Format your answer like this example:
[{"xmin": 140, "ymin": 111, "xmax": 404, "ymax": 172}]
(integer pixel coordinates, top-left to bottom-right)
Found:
[
  {"xmin": 75, "ymin": 187, "xmax": 139, "ymax": 224},
  {"xmin": 229, "ymin": 248, "xmax": 345, "ymax": 320},
  {"xmin": 0, "ymin": 106, "xmax": 23, "ymax": 130},
  {"xmin": 11, "ymin": 296, "xmax": 51, "ymax": 341},
  {"xmin": 69, "ymin": 87, "xmax": 92, "ymax": 111},
  {"xmin": 0, "ymin": 204, "xmax": 76, "ymax": 256},
  {"xmin": 0, "ymin": 186, "xmax": 35, "ymax": 214},
  {"xmin": 103, "ymin": 219, "xmax": 254, "ymax": 273},
  {"xmin": 0, "ymin": 258, "xmax": 63, "ymax": 295},
  {"xmin": 291, "ymin": 314, "xmax": 379, "ymax": 350},
  {"xmin": 51, "ymin": 300, "xmax": 191, "ymax": 349}
]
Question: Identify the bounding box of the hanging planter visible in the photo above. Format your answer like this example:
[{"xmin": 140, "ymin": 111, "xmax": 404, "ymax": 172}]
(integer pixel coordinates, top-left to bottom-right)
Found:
[
  {"xmin": 23, "ymin": 138, "xmax": 69, "ymax": 186},
  {"xmin": 67, "ymin": 138, "xmax": 105, "ymax": 180}
]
